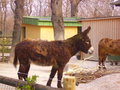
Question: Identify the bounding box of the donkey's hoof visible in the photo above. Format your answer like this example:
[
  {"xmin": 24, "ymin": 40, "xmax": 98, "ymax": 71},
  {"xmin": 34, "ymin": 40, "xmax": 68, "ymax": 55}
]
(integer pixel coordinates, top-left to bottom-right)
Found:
[
  {"xmin": 57, "ymin": 85, "xmax": 62, "ymax": 88},
  {"xmin": 98, "ymin": 66, "xmax": 102, "ymax": 70},
  {"xmin": 103, "ymin": 67, "xmax": 106, "ymax": 70},
  {"xmin": 46, "ymin": 82, "xmax": 51, "ymax": 87},
  {"xmin": 76, "ymin": 82, "xmax": 79, "ymax": 86}
]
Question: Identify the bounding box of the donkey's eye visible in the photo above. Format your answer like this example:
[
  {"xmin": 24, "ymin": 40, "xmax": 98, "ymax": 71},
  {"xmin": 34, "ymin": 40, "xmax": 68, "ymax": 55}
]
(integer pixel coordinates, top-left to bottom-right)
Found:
[
  {"xmin": 86, "ymin": 41, "xmax": 90, "ymax": 44},
  {"xmin": 82, "ymin": 39, "xmax": 84, "ymax": 41}
]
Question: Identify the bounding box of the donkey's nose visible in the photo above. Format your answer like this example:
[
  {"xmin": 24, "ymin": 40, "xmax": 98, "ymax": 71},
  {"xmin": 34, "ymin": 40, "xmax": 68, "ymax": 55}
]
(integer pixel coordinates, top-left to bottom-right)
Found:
[{"xmin": 88, "ymin": 46, "xmax": 94, "ymax": 54}]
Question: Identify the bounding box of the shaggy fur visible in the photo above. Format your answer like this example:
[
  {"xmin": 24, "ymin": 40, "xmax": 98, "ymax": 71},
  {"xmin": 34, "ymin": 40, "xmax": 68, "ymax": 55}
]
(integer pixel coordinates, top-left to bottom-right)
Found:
[
  {"xmin": 98, "ymin": 38, "xmax": 120, "ymax": 69},
  {"xmin": 13, "ymin": 26, "xmax": 92, "ymax": 88}
]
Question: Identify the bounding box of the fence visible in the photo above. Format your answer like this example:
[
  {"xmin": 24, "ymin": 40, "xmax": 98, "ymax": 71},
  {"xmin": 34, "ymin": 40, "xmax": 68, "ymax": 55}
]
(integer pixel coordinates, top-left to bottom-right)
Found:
[
  {"xmin": 0, "ymin": 36, "xmax": 12, "ymax": 62},
  {"xmin": 0, "ymin": 75, "xmax": 63, "ymax": 90}
]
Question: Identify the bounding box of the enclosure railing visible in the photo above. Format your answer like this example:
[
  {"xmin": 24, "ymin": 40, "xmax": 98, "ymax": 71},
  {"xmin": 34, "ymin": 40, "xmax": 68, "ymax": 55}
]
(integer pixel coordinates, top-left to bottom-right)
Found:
[
  {"xmin": 0, "ymin": 36, "xmax": 12, "ymax": 62},
  {"xmin": 0, "ymin": 75, "xmax": 63, "ymax": 90}
]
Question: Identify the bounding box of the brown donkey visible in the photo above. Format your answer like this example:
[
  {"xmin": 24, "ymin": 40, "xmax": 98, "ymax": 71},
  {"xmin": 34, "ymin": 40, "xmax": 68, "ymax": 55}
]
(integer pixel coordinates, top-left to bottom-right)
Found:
[
  {"xmin": 13, "ymin": 26, "xmax": 93, "ymax": 88},
  {"xmin": 98, "ymin": 38, "xmax": 120, "ymax": 69}
]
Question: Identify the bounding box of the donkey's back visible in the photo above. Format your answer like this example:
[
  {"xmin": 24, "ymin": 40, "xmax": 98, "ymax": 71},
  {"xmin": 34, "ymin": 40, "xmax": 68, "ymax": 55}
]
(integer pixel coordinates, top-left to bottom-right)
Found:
[
  {"xmin": 14, "ymin": 39, "xmax": 71, "ymax": 67},
  {"xmin": 99, "ymin": 38, "xmax": 120, "ymax": 55}
]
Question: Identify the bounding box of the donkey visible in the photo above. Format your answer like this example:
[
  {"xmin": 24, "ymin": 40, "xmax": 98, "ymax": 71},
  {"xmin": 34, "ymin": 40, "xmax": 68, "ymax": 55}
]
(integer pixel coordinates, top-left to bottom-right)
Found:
[
  {"xmin": 98, "ymin": 38, "xmax": 120, "ymax": 69},
  {"xmin": 13, "ymin": 26, "xmax": 93, "ymax": 88}
]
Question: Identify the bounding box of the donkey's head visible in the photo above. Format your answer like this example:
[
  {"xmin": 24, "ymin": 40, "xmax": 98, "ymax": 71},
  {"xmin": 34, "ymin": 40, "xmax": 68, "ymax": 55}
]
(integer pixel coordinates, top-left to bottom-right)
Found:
[{"xmin": 75, "ymin": 26, "xmax": 94, "ymax": 54}]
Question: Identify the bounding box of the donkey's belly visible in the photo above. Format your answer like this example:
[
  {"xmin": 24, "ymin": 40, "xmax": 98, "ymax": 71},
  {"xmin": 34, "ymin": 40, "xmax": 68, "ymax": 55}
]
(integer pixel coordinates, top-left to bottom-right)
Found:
[
  {"xmin": 31, "ymin": 58, "xmax": 57, "ymax": 66},
  {"xmin": 107, "ymin": 48, "xmax": 120, "ymax": 56}
]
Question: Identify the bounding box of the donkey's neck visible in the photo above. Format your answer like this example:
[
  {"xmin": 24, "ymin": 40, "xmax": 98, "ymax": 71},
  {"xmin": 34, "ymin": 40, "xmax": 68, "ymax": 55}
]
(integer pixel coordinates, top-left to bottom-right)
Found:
[{"xmin": 63, "ymin": 37, "xmax": 81, "ymax": 56}]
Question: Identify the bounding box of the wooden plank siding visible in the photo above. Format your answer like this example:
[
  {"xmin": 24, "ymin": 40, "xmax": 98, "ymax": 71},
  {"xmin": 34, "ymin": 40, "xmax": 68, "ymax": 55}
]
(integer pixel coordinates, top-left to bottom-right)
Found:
[{"xmin": 79, "ymin": 17, "xmax": 120, "ymax": 60}]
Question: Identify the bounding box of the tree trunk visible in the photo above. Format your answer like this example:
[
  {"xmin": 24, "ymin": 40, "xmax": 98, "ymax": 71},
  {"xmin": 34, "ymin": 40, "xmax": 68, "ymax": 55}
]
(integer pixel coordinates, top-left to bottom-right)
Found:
[
  {"xmin": 10, "ymin": 0, "xmax": 24, "ymax": 62},
  {"xmin": 12, "ymin": 0, "xmax": 24, "ymax": 45},
  {"xmin": 70, "ymin": 0, "xmax": 82, "ymax": 59},
  {"xmin": 70, "ymin": 0, "xmax": 81, "ymax": 17},
  {"xmin": 51, "ymin": 0, "xmax": 64, "ymax": 40}
]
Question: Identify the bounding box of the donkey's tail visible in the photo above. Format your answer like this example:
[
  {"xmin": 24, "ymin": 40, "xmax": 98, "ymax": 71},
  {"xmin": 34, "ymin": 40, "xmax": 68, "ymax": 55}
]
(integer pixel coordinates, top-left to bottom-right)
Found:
[{"xmin": 13, "ymin": 50, "xmax": 18, "ymax": 68}]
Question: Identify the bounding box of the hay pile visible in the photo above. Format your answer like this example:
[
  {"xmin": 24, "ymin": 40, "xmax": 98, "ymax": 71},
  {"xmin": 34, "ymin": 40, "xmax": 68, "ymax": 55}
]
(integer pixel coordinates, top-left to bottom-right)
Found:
[{"xmin": 64, "ymin": 67, "xmax": 120, "ymax": 84}]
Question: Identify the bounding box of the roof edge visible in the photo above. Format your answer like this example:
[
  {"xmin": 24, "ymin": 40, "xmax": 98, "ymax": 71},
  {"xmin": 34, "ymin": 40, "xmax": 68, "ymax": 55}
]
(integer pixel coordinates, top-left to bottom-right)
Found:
[
  {"xmin": 23, "ymin": 16, "xmax": 80, "ymax": 22},
  {"xmin": 78, "ymin": 16, "xmax": 120, "ymax": 21}
]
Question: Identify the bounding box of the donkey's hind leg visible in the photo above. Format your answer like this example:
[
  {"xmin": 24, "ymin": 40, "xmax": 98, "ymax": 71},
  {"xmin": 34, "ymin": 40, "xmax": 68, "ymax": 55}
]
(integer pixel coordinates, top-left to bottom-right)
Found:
[
  {"xmin": 98, "ymin": 57, "xmax": 103, "ymax": 69},
  {"xmin": 46, "ymin": 66, "xmax": 58, "ymax": 87},
  {"xmin": 101, "ymin": 56, "xmax": 107, "ymax": 69},
  {"xmin": 18, "ymin": 63, "xmax": 30, "ymax": 81},
  {"xmin": 99, "ymin": 54, "xmax": 107, "ymax": 70},
  {"xmin": 57, "ymin": 65, "xmax": 65, "ymax": 88}
]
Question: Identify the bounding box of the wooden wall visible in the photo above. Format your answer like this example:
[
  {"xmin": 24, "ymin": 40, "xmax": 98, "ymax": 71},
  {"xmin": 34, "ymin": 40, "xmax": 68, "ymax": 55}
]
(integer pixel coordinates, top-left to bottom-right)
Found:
[{"xmin": 80, "ymin": 17, "xmax": 120, "ymax": 60}]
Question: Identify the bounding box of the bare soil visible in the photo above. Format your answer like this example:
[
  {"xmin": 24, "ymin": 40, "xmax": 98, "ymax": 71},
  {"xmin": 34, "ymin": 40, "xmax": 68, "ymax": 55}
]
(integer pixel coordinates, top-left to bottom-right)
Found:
[{"xmin": 0, "ymin": 56, "xmax": 120, "ymax": 90}]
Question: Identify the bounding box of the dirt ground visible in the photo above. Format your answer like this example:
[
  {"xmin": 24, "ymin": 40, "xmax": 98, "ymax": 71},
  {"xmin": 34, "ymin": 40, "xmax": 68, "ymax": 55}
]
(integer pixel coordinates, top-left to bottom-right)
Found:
[{"xmin": 0, "ymin": 56, "xmax": 120, "ymax": 90}]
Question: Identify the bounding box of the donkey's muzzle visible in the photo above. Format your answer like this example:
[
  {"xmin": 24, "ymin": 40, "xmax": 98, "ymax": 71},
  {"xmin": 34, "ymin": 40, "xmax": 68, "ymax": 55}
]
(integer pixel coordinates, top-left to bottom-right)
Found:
[{"xmin": 88, "ymin": 46, "xmax": 94, "ymax": 54}]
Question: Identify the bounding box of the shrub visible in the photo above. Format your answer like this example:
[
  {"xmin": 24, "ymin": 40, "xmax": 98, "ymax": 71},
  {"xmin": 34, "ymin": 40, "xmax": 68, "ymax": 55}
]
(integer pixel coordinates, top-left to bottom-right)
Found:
[{"xmin": 16, "ymin": 75, "xmax": 39, "ymax": 90}]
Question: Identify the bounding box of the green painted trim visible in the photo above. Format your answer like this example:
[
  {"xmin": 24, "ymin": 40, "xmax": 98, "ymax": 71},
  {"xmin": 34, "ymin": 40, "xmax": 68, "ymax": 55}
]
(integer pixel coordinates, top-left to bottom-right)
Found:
[
  {"xmin": 108, "ymin": 55, "xmax": 120, "ymax": 61},
  {"xmin": 22, "ymin": 16, "xmax": 82, "ymax": 27},
  {"xmin": 23, "ymin": 18, "xmax": 39, "ymax": 25}
]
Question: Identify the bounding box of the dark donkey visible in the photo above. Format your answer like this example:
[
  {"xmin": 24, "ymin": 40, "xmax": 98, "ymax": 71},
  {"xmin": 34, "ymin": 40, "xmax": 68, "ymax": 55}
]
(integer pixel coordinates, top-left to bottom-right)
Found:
[
  {"xmin": 98, "ymin": 38, "xmax": 120, "ymax": 69},
  {"xmin": 13, "ymin": 26, "xmax": 93, "ymax": 88}
]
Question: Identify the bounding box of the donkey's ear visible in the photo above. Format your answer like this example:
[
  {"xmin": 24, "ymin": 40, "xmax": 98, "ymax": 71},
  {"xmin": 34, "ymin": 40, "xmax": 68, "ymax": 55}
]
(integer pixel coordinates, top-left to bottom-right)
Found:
[{"xmin": 83, "ymin": 26, "xmax": 91, "ymax": 35}]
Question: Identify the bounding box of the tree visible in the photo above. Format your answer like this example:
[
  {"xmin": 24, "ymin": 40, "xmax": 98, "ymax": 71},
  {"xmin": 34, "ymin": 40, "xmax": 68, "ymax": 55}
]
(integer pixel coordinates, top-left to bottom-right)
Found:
[
  {"xmin": 46, "ymin": 0, "xmax": 52, "ymax": 16},
  {"xmin": 10, "ymin": 0, "xmax": 15, "ymax": 13},
  {"xmin": 63, "ymin": 0, "xmax": 71, "ymax": 17},
  {"xmin": 51, "ymin": 0, "xmax": 64, "ymax": 40},
  {"xmin": 12, "ymin": 0, "xmax": 24, "ymax": 45},
  {"xmin": 24, "ymin": 0, "xmax": 33, "ymax": 16},
  {"xmin": 78, "ymin": 0, "xmax": 116, "ymax": 17},
  {"xmin": 70, "ymin": 0, "xmax": 82, "ymax": 17},
  {"xmin": 10, "ymin": 0, "xmax": 24, "ymax": 61},
  {"xmin": 69, "ymin": 0, "xmax": 82, "ymax": 60},
  {"xmin": 0, "ymin": 0, "xmax": 8, "ymax": 35}
]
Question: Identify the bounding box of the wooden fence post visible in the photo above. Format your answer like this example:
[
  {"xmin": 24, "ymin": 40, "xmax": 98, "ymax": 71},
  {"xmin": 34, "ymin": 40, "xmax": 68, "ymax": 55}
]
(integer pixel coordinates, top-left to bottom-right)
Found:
[{"xmin": 63, "ymin": 76, "xmax": 76, "ymax": 90}]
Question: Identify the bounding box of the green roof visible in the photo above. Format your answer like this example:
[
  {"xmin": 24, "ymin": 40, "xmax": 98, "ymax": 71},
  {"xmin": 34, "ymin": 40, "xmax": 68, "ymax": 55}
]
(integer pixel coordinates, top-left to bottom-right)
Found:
[{"xmin": 22, "ymin": 16, "xmax": 81, "ymax": 27}]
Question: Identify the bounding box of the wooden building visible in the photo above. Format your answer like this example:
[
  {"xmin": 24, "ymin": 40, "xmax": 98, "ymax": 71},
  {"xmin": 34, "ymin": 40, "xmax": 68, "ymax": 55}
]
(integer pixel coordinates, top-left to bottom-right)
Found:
[
  {"xmin": 22, "ymin": 16, "xmax": 81, "ymax": 41},
  {"xmin": 79, "ymin": 16, "xmax": 120, "ymax": 60},
  {"xmin": 111, "ymin": 0, "xmax": 120, "ymax": 6}
]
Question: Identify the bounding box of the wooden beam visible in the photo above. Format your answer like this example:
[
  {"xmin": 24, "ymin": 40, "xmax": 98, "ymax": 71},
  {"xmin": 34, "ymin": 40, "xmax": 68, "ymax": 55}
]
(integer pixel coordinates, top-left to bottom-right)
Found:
[{"xmin": 0, "ymin": 75, "xmax": 63, "ymax": 90}]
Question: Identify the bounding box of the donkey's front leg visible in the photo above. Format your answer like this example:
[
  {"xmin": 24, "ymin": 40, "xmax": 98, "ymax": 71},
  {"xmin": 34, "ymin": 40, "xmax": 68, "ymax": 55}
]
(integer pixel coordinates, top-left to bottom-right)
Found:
[
  {"xmin": 46, "ymin": 66, "xmax": 57, "ymax": 87},
  {"xmin": 57, "ymin": 65, "xmax": 65, "ymax": 88}
]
